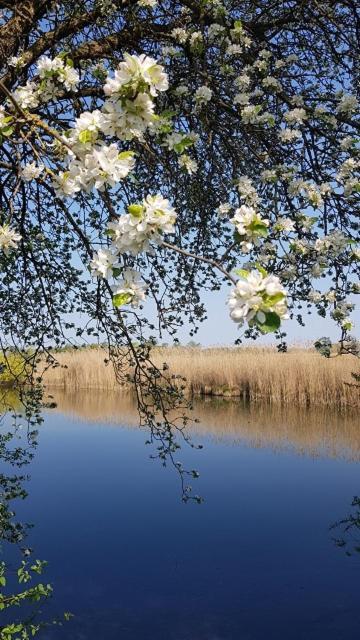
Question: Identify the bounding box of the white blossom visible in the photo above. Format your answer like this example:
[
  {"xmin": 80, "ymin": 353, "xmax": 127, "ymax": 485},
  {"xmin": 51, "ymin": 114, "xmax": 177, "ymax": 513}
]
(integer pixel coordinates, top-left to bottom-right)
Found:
[
  {"xmin": 260, "ymin": 169, "xmax": 277, "ymax": 183},
  {"xmin": 67, "ymin": 109, "xmax": 103, "ymax": 153},
  {"xmin": 336, "ymin": 94, "xmax": 358, "ymax": 115},
  {"xmin": 37, "ymin": 56, "xmax": 79, "ymax": 92},
  {"xmin": 337, "ymin": 157, "xmax": 358, "ymax": 180},
  {"xmin": 216, "ymin": 203, "xmax": 231, "ymax": 217},
  {"xmin": 231, "ymin": 205, "xmax": 269, "ymax": 250},
  {"xmin": 0, "ymin": 224, "xmax": 21, "ymax": 255},
  {"xmin": 340, "ymin": 136, "xmax": 357, "ymax": 151},
  {"xmin": 166, "ymin": 131, "xmax": 198, "ymax": 152},
  {"xmin": 208, "ymin": 23, "xmax": 226, "ymax": 40},
  {"xmin": 104, "ymin": 53, "xmax": 168, "ymax": 98},
  {"xmin": 73, "ymin": 146, "xmax": 135, "ymax": 192},
  {"xmin": 228, "ymin": 269, "xmax": 288, "ymax": 328},
  {"xmin": 308, "ymin": 289, "xmax": 322, "ymax": 303},
  {"xmin": 189, "ymin": 31, "xmax": 203, "ymax": 49},
  {"xmin": 341, "ymin": 319, "xmax": 355, "ymax": 331},
  {"xmin": 9, "ymin": 55, "xmax": 24, "ymax": 67},
  {"xmin": 241, "ymin": 105, "xmax": 262, "ymax": 124},
  {"xmin": 138, "ymin": 0, "xmax": 157, "ymax": 7},
  {"xmin": 284, "ymin": 108, "xmax": 307, "ymax": 125},
  {"xmin": 37, "ymin": 56, "xmax": 64, "ymax": 77},
  {"xmin": 236, "ymin": 176, "xmax": 259, "ymax": 206},
  {"xmin": 235, "ymin": 74, "xmax": 250, "ymax": 89},
  {"xmin": 314, "ymin": 231, "xmax": 348, "ymax": 255},
  {"xmin": 12, "ymin": 81, "xmax": 39, "ymax": 110},
  {"xmin": 100, "ymin": 93, "xmax": 155, "ymax": 140},
  {"xmin": 21, "ymin": 162, "xmax": 44, "ymax": 181},
  {"xmin": 112, "ymin": 269, "xmax": 147, "ymax": 307},
  {"xmin": 234, "ymin": 93, "xmax": 250, "ymax": 106},
  {"xmin": 174, "ymin": 84, "xmax": 189, "ymax": 97},
  {"xmin": 178, "ymin": 154, "xmax": 198, "ymax": 174},
  {"xmin": 275, "ymin": 218, "xmax": 295, "ymax": 233},
  {"xmin": 108, "ymin": 194, "xmax": 177, "ymax": 255},
  {"xmin": 90, "ymin": 248, "xmax": 119, "ymax": 279},
  {"xmin": 279, "ymin": 128, "xmax": 302, "ymax": 143},
  {"xmin": 195, "ymin": 85, "xmax": 212, "ymax": 103},
  {"xmin": 53, "ymin": 171, "xmax": 81, "ymax": 197},
  {"xmin": 262, "ymin": 76, "xmax": 281, "ymax": 92},
  {"xmin": 319, "ymin": 182, "xmax": 332, "ymax": 196},
  {"xmin": 226, "ymin": 44, "xmax": 242, "ymax": 56},
  {"xmin": 171, "ymin": 28, "xmax": 188, "ymax": 43}
]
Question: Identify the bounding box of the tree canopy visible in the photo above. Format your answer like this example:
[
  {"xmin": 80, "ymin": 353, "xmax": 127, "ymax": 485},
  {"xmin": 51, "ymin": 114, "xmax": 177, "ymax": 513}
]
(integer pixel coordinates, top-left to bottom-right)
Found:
[{"xmin": 0, "ymin": 0, "xmax": 358, "ymax": 449}]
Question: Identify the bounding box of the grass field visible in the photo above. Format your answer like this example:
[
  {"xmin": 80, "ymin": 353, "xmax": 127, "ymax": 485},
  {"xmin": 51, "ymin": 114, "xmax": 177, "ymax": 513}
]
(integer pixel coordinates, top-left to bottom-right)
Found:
[{"xmin": 41, "ymin": 346, "xmax": 359, "ymax": 408}]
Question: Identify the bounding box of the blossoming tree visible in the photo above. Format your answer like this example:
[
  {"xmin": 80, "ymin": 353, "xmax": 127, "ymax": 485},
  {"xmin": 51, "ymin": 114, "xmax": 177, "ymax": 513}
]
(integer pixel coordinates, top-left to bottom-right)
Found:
[
  {"xmin": 0, "ymin": 0, "xmax": 359, "ymax": 453},
  {"xmin": 0, "ymin": 2, "xmax": 359, "ymax": 632}
]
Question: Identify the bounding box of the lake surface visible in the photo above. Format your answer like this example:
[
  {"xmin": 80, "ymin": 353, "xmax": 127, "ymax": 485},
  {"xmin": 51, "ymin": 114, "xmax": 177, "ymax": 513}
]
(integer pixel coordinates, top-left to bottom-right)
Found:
[{"xmin": 2, "ymin": 391, "xmax": 360, "ymax": 639}]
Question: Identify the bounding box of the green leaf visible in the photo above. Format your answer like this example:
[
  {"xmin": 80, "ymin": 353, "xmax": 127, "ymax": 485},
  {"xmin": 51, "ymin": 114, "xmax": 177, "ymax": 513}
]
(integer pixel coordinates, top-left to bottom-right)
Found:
[
  {"xmin": 173, "ymin": 136, "xmax": 194, "ymax": 154},
  {"xmin": 256, "ymin": 312, "xmax": 281, "ymax": 334},
  {"xmin": 249, "ymin": 222, "xmax": 268, "ymax": 237},
  {"xmin": 233, "ymin": 230, "xmax": 244, "ymax": 244},
  {"xmin": 118, "ymin": 150, "xmax": 135, "ymax": 161},
  {"xmin": 112, "ymin": 292, "xmax": 132, "ymax": 307},
  {"xmin": 127, "ymin": 204, "xmax": 143, "ymax": 218},
  {"xmin": 78, "ymin": 129, "xmax": 93, "ymax": 144},
  {"xmin": 233, "ymin": 268, "xmax": 249, "ymax": 278},
  {"xmin": 255, "ymin": 263, "xmax": 268, "ymax": 277},
  {"xmin": 2, "ymin": 127, "xmax": 13, "ymax": 137},
  {"xmin": 112, "ymin": 267, "xmax": 122, "ymax": 278},
  {"xmin": 263, "ymin": 292, "xmax": 285, "ymax": 305},
  {"xmin": 161, "ymin": 109, "xmax": 177, "ymax": 118}
]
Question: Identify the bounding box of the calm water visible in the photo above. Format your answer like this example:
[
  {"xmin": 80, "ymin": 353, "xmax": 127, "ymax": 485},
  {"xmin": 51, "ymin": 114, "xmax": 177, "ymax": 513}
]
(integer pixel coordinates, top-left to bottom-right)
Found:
[{"xmin": 3, "ymin": 392, "xmax": 360, "ymax": 639}]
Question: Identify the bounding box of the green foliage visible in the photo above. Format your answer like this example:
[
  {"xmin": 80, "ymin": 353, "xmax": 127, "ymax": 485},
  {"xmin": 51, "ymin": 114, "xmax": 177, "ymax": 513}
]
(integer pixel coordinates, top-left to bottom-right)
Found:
[
  {"xmin": 0, "ymin": 353, "xmax": 28, "ymax": 386},
  {"xmin": 127, "ymin": 203, "xmax": 144, "ymax": 218},
  {"xmin": 112, "ymin": 292, "xmax": 132, "ymax": 307},
  {"xmin": 256, "ymin": 312, "xmax": 281, "ymax": 334},
  {"xmin": 314, "ymin": 337, "xmax": 332, "ymax": 358},
  {"xmin": 0, "ymin": 560, "xmax": 55, "ymax": 639}
]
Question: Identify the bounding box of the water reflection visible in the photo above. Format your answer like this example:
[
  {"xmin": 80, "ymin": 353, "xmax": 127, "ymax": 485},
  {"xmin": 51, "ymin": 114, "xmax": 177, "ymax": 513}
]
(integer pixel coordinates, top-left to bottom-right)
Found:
[
  {"xmin": 49, "ymin": 389, "xmax": 360, "ymax": 461},
  {"xmin": 2, "ymin": 388, "xmax": 360, "ymax": 639},
  {"xmin": 331, "ymin": 496, "xmax": 360, "ymax": 556}
]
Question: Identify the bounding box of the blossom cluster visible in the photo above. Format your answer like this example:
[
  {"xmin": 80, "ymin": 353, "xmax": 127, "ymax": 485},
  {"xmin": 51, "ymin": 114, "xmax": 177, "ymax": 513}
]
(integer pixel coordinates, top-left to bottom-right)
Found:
[
  {"xmin": 230, "ymin": 205, "xmax": 269, "ymax": 252},
  {"xmin": 107, "ymin": 195, "xmax": 177, "ymax": 256},
  {"xmin": 0, "ymin": 224, "xmax": 21, "ymax": 255},
  {"xmin": 228, "ymin": 269, "xmax": 288, "ymax": 331},
  {"xmin": 13, "ymin": 56, "xmax": 79, "ymax": 109},
  {"xmin": 89, "ymin": 195, "xmax": 177, "ymax": 307}
]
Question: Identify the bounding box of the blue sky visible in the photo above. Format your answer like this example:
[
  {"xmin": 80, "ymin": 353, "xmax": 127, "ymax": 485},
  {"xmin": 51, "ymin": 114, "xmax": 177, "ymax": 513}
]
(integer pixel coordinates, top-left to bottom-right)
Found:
[{"xmin": 145, "ymin": 284, "xmax": 355, "ymax": 347}]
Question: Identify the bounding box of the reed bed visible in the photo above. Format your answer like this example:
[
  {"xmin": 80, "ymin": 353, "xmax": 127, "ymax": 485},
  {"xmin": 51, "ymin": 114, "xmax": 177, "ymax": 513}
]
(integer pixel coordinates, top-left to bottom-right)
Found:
[{"xmin": 42, "ymin": 346, "xmax": 359, "ymax": 408}]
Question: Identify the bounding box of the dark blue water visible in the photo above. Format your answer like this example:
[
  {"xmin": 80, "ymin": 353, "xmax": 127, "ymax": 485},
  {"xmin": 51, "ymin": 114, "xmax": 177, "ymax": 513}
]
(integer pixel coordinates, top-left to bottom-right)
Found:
[{"xmin": 4, "ymin": 405, "xmax": 360, "ymax": 639}]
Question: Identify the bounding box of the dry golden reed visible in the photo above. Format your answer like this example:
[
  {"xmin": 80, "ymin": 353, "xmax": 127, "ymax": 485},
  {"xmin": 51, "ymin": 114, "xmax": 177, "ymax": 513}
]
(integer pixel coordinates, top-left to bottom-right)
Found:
[
  {"xmin": 42, "ymin": 346, "xmax": 359, "ymax": 408},
  {"xmin": 49, "ymin": 389, "xmax": 360, "ymax": 462}
]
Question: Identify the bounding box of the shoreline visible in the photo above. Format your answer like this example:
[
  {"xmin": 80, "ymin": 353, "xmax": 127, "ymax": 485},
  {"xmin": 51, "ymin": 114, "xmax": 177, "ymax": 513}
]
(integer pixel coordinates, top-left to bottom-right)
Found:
[{"xmin": 41, "ymin": 346, "xmax": 359, "ymax": 409}]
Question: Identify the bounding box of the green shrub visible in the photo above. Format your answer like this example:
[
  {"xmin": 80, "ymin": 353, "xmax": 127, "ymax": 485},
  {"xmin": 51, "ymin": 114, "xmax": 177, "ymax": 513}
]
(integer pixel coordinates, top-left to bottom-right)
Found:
[{"xmin": 0, "ymin": 352, "xmax": 28, "ymax": 386}]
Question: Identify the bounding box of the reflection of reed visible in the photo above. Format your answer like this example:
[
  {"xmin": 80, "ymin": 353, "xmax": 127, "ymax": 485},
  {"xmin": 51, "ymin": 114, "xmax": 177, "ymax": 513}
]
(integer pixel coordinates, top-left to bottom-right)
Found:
[
  {"xmin": 49, "ymin": 390, "xmax": 360, "ymax": 461},
  {"xmin": 41, "ymin": 346, "xmax": 359, "ymax": 408}
]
